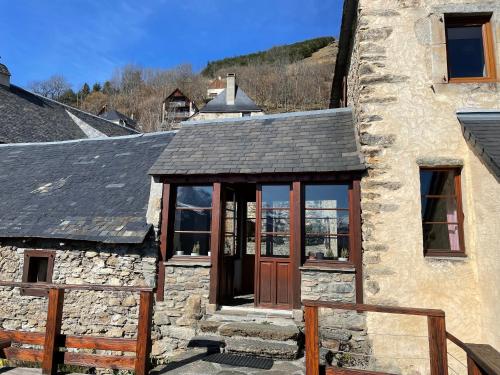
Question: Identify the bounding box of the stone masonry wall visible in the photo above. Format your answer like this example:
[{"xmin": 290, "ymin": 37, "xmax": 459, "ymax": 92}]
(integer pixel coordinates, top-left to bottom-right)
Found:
[
  {"xmin": 151, "ymin": 262, "xmax": 211, "ymax": 361},
  {"xmin": 346, "ymin": 0, "xmax": 500, "ymax": 373},
  {"xmin": 301, "ymin": 268, "xmax": 369, "ymax": 368}
]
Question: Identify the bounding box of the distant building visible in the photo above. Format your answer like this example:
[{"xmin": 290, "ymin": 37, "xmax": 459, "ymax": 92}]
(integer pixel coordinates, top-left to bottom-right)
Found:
[
  {"xmin": 193, "ymin": 74, "xmax": 264, "ymax": 121},
  {"xmin": 98, "ymin": 105, "xmax": 138, "ymax": 130},
  {"xmin": 207, "ymin": 76, "xmax": 225, "ymax": 99},
  {"xmin": 161, "ymin": 88, "xmax": 198, "ymax": 129},
  {"xmin": 0, "ymin": 63, "xmax": 137, "ymax": 143}
]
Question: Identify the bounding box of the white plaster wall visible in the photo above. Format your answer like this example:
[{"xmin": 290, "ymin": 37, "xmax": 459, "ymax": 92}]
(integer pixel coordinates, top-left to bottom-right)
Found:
[{"xmin": 348, "ymin": 0, "xmax": 500, "ymax": 373}]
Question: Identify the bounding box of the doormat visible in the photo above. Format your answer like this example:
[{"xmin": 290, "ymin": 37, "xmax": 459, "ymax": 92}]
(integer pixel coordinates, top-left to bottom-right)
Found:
[{"xmin": 203, "ymin": 353, "xmax": 274, "ymax": 369}]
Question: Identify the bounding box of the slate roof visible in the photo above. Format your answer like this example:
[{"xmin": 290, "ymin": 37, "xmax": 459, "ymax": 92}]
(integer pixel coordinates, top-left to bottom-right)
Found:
[
  {"xmin": 0, "ymin": 132, "xmax": 175, "ymax": 243},
  {"xmin": 150, "ymin": 108, "xmax": 365, "ymax": 176},
  {"xmin": 200, "ymin": 86, "xmax": 262, "ymax": 113},
  {"xmin": 458, "ymin": 110, "xmax": 500, "ymax": 179},
  {"xmin": 100, "ymin": 109, "xmax": 138, "ymax": 129},
  {"xmin": 0, "ymin": 84, "xmax": 137, "ymax": 143}
]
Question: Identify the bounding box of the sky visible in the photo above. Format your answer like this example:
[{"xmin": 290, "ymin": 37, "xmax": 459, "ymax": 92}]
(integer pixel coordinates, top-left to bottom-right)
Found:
[{"xmin": 0, "ymin": 0, "xmax": 343, "ymax": 89}]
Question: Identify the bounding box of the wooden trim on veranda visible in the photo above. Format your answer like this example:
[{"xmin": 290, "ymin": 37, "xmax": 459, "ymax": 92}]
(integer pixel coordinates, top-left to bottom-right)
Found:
[
  {"xmin": 156, "ymin": 183, "xmax": 171, "ymax": 301},
  {"xmin": 209, "ymin": 182, "xmax": 222, "ymax": 305},
  {"xmin": 351, "ymin": 179, "xmax": 363, "ymax": 304},
  {"xmin": 291, "ymin": 181, "xmax": 303, "ymax": 309}
]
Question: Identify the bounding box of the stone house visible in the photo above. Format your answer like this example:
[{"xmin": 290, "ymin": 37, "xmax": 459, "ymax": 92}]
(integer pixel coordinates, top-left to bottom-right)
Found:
[
  {"xmin": 207, "ymin": 76, "xmax": 226, "ymax": 99},
  {"xmin": 98, "ymin": 104, "xmax": 138, "ymax": 130},
  {"xmin": 160, "ymin": 88, "xmax": 199, "ymax": 129},
  {"xmin": 0, "ymin": 63, "xmax": 137, "ymax": 143},
  {"xmin": 192, "ymin": 73, "xmax": 265, "ymax": 121},
  {"xmin": 329, "ymin": 0, "xmax": 500, "ymax": 373}
]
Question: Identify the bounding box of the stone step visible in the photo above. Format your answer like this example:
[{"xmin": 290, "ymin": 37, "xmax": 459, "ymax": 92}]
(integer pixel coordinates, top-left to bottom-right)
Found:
[
  {"xmin": 225, "ymin": 336, "xmax": 301, "ymax": 360},
  {"xmin": 218, "ymin": 322, "xmax": 301, "ymax": 341}
]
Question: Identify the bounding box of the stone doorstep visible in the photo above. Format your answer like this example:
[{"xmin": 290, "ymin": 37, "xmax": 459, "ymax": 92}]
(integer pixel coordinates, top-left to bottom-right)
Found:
[
  {"xmin": 218, "ymin": 322, "xmax": 301, "ymax": 342},
  {"xmin": 225, "ymin": 337, "xmax": 300, "ymax": 360}
]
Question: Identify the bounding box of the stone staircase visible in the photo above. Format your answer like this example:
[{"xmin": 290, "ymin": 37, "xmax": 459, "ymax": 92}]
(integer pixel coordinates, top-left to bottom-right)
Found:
[{"xmin": 191, "ymin": 306, "xmax": 304, "ymax": 360}]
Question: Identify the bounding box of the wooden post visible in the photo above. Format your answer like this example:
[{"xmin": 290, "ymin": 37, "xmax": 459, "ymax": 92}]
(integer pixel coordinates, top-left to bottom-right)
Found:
[
  {"xmin": 157, "ymin": 183, "xmax": 172, "ymax": 301},
  {"xmin": 42, "ymin": 288, "xmax": 64, "ymax": 375},
  {"xmin": 291, "ymin": 181, "xmax": 302, "ymax": 309},
  {"xmin": 466, "ymin": 356, "xmax": 484, "ymax": 375},
  {"xmin": 135, "ymin": 291, "xmax": 153, "ymax": 375},
  {"xmin": 428, "ymin": 316, "xmax": 448, "ymax": 375},
  {"xmin": 305, "ymin": 305, "xmax": 320, "ymax": 375},
  {"xmin": 209, "ymin": 182, "xmax": 222, "ymax": 305}
]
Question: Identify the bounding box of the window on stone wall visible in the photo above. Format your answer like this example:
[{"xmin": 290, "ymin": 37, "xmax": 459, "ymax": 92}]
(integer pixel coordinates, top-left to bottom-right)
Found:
[
  {"xmin": 172, "ymin": 185, "xmax": 213, "ymax": 257},
  {"xmin": 21, "ymin": 250, "xmax": 55, "ymax": 297},
  {"xmin": 420, "ymin": 168, "xmax": 465, "ymax": 257},
  {"xmin": 445, "ymin": 14, "xmax": 496, "ymax": 82},
  {"xmin": 304, "ymin": 184, "xmax": 351, "ymax": 262}
]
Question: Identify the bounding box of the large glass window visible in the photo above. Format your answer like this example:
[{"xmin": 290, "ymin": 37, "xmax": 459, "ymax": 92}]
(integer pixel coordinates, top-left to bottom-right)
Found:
[
  {"xmin": 445, "ymin": 15, "xmax": 496, "ymax": 81},
  {"xmin": 224, "ymin": 189, "xmax": 237, "ymax": 256},
  {"xmin": 173, "ymin": 186, "xmax": 213, "ymax": 257},
  {"xmin": 305, "ymin": 184, "xmax": 350, "ymax": 261},
  {"xmin": 260, "ymin": 185, "xmax": 290, "ymax": 257},
  {"xmin": 420, "ymin": 169, "xmax": 464, "ymax": 256}
]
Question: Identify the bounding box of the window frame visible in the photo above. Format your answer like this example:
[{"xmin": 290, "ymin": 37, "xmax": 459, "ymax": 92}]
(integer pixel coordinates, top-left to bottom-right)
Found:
[
  {"xmin": 445, "ymin": 14, "xmax": 497, "ymax": 83},
  {"xmin": 21, "ymin": 249, "xmax": 55, "ymax": 297},
  {"xmin": 302, "ymin": 182, "xmax": 355, "ymax": 268},
  {"xmin": 420, "ymin": 167, "xmax": 466, "ymax": 257}
]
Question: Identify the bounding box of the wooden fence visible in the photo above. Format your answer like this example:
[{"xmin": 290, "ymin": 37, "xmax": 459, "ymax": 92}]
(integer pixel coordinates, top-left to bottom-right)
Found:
[
  {"xmin": 303, "ymin": 300, "xmax": 500, "ymax": 375},
  {"xmin": 0, "ymin": 281, "xmax": 153, "ymax": 375}
]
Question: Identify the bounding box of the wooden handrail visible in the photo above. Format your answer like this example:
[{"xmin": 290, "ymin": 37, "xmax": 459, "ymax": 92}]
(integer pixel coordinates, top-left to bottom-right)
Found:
[
  {"xmin": 0, "ymin": 281, "xmax": 153, "ymax": 292},
  {"xmin": 302, "ymin": 300, "xmax": 445, "ymax": 317}
]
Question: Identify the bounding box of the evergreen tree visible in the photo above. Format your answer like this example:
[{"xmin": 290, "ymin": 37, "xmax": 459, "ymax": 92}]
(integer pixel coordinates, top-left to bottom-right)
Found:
[
  {"xmin": 102, "ymin": 81, "xmax": 114, "ymax": 95},
  {"xmin": 58, "ymin": 89, "xmax": 77, "ymax": 106},
  {"xmin": 80, "ymin": 83, "xmax": 90, "ymax": 98},
  {"xmin": 92, "ymin": 82, "xmax": 102, "ymax": 92}
]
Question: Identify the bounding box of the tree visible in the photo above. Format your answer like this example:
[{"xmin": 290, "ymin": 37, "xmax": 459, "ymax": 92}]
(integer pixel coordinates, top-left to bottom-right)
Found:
[
  {"xmin": 79, "ymin": 83, "xmax": 90, "ymax": 98},
  {"xmin": 28, "ymin": 75, "xmax": 72, "ymax": 100},
  {"xmin": 102, "ymin": 81, "xmax": 114, "ymax": 95},
  {"xmin": 80, "ymin": 91, "xmax": 108, "ymax": 114},
  {"xmin": 92, "ymin": 83, "xmax": 101, "ymax": 92},
  {"xmin": 58, "ymin": 89, "xmax": 77, "ymax": 106}
]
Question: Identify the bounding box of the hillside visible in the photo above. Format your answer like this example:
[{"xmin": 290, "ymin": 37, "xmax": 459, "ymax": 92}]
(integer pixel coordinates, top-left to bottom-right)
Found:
[{"xmin": 202, "ymin": 37, "xmax": 335, "ymax": 77}]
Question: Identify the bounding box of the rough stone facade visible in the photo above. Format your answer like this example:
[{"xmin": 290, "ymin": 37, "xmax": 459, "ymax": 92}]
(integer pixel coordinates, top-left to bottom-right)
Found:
[
  {"xmin": 301, "ymin": 268, "xmax": 369, "ymax": 367},
  {"xmin": 344, "ymin": 0, "xmax": 500, "ymax": 373}
]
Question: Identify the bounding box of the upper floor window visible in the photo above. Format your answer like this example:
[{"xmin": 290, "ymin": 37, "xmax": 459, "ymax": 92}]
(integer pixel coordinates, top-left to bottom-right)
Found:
[
  {"xmin": 445, "ymin": 15, "xmax": 496, "ymax": 82},
  {"xmin": 173, "ymin": 185, "xmax": 213, "ymax": 257},
  {"xmin": 420, "ymin": 168, "xmax": 465, "ymax": 257}
]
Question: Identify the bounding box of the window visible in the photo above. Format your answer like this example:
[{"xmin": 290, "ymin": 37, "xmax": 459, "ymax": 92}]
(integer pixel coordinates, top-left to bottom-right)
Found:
[
  {"xmin": 304, "ymin": 184, "xmax": 351, "ymax": 262},
  {"xmin": 172, "ymin": 185, "xmax": 213, "ymax": 257},
  {"xmin": 242, "ymin": 112, "xmax": 251, "ymax": 117},
  {"xmin": 260, "ymin": 185, "xmax": 291, "ymax": 257},
  {"xmin": 445, "ymin": 15, "xmax": 496, "ymax": 82},
  {"xmin": 21, "ymin": 250, "xmax": 55, "ymax": 297},
  {"xmin": 420, "ymin": 168, "xmax": 465, "ymax": 256},
  {"xmin": 246, "ymin": 201, "xmax": 256, "ymax": 255}
]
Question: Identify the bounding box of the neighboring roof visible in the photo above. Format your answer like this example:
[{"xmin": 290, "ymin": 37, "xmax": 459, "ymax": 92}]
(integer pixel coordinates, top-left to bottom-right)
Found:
[
  {"xmin": 149, "ymin": 108, "xmax": 365, "ymax": 176},
  {"xmin": 0, "ymin": 132, "xmax": 175, "ymax": 243},
  {"xmin": 457, "ymin": 110, "xmax": 500, "ymax": 179},
  {"xmin": 0, "ymin": 84, "xmax": 137, "ymax": 143},
  {"xmin": 0, "ymin": 63, "xmax": 10, "ymax": 76},
  {"xmin": 100, "ymin": 109, "xmax": 138, "ymax": 128},
  {"xmin": 200, "ymin": 86, "xmax": 262, "ymax": 113},
  {"xmin": 208, "ymin": 77, "xmax": 225, "ymax": 90}
]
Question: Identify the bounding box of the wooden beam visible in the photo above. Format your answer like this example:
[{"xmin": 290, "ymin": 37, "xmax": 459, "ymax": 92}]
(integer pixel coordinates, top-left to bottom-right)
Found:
[
  {"xmin": 64, "ymin": 335, "xmax": 136, "ymax": 352},
  {"xmin": 3, "ymin": 347, "xmax": 44, "ymax": 362},
  {"xmin": 427, "ymin": 316, "xmax": 448, "ymax": 375},
  {"xmin": 0, "ymin": 281, "xmax": 153, "ymax": 292},
  {"xmin": 63, "ymin": 352, "xmax": 135, "ymax": 370},
  {"xmin": 305, "ymin": 305, "xmax": 319, "ymax": 375},
  {"xmin": 209, "ymin": 182, "xmax": 222, "ymax": 305},
  {"xmin": 42, "ymin": 288, "xmax": 64, "ymax": 375},
  {"xmin": 157, "ymin": 183, "xmax": 172, "ymax": 301},
  {"xmin": 135, "ymin": 290, "xmax": 154, "ymax": 375},
  {"xmin": 351, "ymin": 179, "xmax": 363, "ymax": 304},
  {"xmin": 292, "ymin": 181, "xmax": 302, "ymax": 309},
  {"xmin": 302, "ymin": 300, "xmax": 445, "ymax": 317}
]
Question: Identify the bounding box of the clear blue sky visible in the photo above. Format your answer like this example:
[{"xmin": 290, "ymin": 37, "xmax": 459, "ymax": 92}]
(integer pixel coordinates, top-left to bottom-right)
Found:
[{"xmin": 0, "ymin": 0, "xmax": 343, "ymax": 89}]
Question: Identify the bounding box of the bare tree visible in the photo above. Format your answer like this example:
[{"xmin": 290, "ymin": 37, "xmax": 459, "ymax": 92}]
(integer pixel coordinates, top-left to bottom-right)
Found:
[{"xmin": 29, "ymin": 75, "xmax": 72, "ymax": 100}]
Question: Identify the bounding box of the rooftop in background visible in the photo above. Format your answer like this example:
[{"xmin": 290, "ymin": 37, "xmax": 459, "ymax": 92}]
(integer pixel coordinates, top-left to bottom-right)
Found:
[
  {"xmin": 150, "ymin": 108, "xmax": 365, "ymax": 176},
  {"xmin": 0, "ymin": 132, "xmax": 175, "ymax": 243},
  {"xmin": 200, "ymin": 86, "xmax": 262, "ymax": 113},
  {"xmin": 98, "ymin": 106, "xmax": 138, "ymax": 129},
  {"xmin": 458, "ymin": 110, "xmax": 500, "ymax": 179},
  {"xmin": 0, "ymin": 82, "xmax": 137, "ymax": 143}
]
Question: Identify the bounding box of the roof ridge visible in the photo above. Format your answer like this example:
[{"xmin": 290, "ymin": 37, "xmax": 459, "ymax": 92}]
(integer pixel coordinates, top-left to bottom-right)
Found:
[
  {"xmin": 184, "ymin": 107, "xmax": 353, "ymax": 126},
  {"xmin": 11, "ymin": 84, "xmax": 140, "ymax": 133}
]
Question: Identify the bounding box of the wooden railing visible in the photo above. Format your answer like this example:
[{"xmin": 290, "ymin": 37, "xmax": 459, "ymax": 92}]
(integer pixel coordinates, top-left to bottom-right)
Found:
[
  {"xmin": 0, "ymin": 281, "xmax": 154, "ymax": 375},
  {"xmin": 446, "ymin": 331, "xmax": 500, "ymax": 375},
  {"xmin": 303, "ymin": 300, "xmax": 448, "ymax": 375}
]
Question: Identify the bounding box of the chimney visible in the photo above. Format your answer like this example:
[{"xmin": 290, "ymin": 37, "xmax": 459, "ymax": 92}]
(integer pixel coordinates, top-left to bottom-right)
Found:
[
  {"xmin": 226, "ymin": 73, "xmax": 235, "ymax": 105},
  {"xmin": 0, "ymin": 63, "xmax": 11, "ymax": 87}
]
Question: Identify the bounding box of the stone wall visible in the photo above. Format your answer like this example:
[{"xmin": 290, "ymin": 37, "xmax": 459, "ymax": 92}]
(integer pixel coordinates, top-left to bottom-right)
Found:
[
  {"xmin": 301, "ymin": 268, "xmax": 369, "ymax": 367},
  {"xmin": 151, "ymin": 262, "xmax": 211, "ymax": 360},
  {"xmin": 345, "ymin": 0, "xmax": 500, "ymax": 373}
]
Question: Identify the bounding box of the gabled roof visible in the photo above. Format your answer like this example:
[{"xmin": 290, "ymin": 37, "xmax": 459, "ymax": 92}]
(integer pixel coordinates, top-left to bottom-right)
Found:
[
  {"xmin": 200, "ymin": 86, "xmax": 262, "ymax": 113},
  {"xmin": 458, "ymin": 110, "xmax": 500, "ymax": 179},
  {"xmin": 0, "ymin": 132, "xmax": 175, "ymax": 243},
  {"xmin": 149, "ymin": 108, "xmax": 365, "ymax": 176},
  {"xmin": 100, "ymin": 109, "xmax": 138, "ymax": 129},
  {"xmin": 0, "ymin": 84, "xmax": 137, "ymax": 143},
  {"xmin": 208, "ymin": 77, "xmax": 225, "ymax": 90}
]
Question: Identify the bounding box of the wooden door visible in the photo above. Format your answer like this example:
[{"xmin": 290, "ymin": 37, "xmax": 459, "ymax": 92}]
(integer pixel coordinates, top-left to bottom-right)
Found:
[{"xmin": 255, "ymin": 184, "xmax": 293, "ymax": 309}]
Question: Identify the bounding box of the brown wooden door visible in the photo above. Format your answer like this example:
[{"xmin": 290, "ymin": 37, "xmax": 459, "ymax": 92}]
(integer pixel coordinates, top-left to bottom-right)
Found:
[{"xmin": 255, "ymin": 184, "xmax": 293, "ymax": 309}]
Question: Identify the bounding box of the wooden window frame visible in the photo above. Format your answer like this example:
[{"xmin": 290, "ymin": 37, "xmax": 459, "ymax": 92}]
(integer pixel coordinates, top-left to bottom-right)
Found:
[
  {"xmin": 445, "ymin": 14, "xmax": 497, "ymax": 84},
  {"xmin": 420, "ymin": 167, "xmax": 466, "ymax": 257},
  {"xmin": 21, "ymin": 250, "xmax": 55, "ymax": 297}
]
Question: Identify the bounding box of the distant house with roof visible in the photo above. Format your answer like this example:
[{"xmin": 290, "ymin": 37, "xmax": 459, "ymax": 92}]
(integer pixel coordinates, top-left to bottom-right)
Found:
[
  {"xmin": 0, "ymin": 63, "xmax": 137, "ymax": 143},
  {"xmin": 192, "ymin": 73, "xmax": 264, "ymax": 121},
  {"xmin": 206, "ymin": 76, "xmax": 226, "ymax": 99},
  {"xmin": 161, "ymin": 88, "xmax": 198, "ymax": 129},
  {"xmin": 97, "ymin": 105, "xmax": 138, "ymax": 130}
]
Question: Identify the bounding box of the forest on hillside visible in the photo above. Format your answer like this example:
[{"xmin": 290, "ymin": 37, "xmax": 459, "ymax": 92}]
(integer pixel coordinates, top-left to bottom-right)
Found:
[{"xmin": 29, "ymin": 37, "xmax": 337, "ymax": 132}]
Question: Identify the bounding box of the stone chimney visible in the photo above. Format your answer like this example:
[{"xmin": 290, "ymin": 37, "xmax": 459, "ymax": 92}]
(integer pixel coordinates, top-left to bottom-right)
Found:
[
  {"xmin": 0, "ymin": 63, "xmax": 11, "ymax": 87},
  {"xmin": 226, "ymin": 73, "xmax": 235, "ymax": 105}
]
